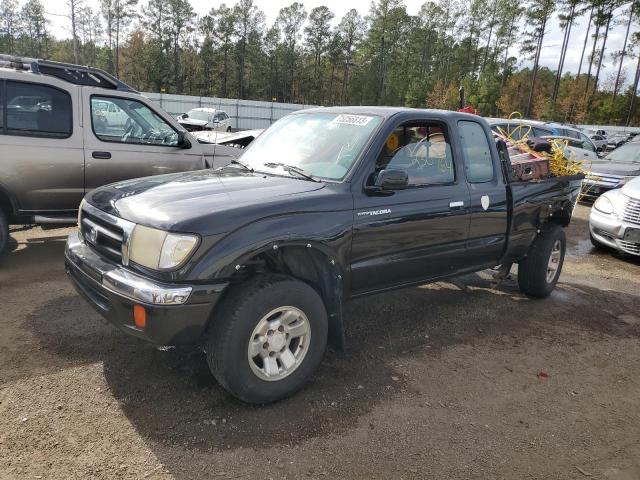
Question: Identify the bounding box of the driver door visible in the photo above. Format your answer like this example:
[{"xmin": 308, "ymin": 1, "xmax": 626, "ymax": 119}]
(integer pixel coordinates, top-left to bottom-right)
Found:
[{"xmin": 82, "ymin": 89, "xmax": 203, "ymax": 192}]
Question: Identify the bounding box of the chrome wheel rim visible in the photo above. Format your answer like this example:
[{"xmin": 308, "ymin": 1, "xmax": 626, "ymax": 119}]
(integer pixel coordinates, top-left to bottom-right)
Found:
[
  {"xmin": 247, "ymin": 306, "xmax": 311, "ymax": 382},
  {"xmin": 546, "ymin": 240, "xmax": 562, "ymax": 283}
]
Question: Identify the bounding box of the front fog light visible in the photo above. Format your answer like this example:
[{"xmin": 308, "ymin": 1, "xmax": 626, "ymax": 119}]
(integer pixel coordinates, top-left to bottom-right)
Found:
[{"xmin": 159, "ymin": 233, "xmax": 199, "ymax": 269}]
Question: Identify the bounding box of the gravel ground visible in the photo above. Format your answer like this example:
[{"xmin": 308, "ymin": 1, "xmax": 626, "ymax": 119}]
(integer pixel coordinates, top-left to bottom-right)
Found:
[{"xmin": 1, "ymin": 205, "xmax": 639, "ymax": 480}]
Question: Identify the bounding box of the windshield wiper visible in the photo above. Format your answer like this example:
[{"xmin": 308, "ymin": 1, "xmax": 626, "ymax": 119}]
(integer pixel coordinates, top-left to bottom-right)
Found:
[
  {"xmin": 227, "ymin": 158, "xmax": 254, "ymax": 172},
  {"xmin": 263, "ymin": 162, "xmax": 320, "ymax": 182}
]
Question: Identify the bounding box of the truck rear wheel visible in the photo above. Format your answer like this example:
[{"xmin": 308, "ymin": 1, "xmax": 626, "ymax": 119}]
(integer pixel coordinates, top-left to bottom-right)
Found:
[
  {"xmin": 205, "ymin": 274, "xmax": 328, "ymax": 404},
  {"xmin": 517, "ymin": 225, "xmax": 566, "ymax": 298},
  {"xmin": 0, "ymin": 210, "xmax": 8, "ymax": 255}
]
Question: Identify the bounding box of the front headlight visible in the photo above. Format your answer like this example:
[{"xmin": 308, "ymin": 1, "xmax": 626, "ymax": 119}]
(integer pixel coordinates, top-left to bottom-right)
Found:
[
  {"xmin": 129, "ymin": 225, "xmax": 199, "ymax": 270},
  {"xmin": 593, "ymin": 195, "xmax": 614, "ymax": 214}
]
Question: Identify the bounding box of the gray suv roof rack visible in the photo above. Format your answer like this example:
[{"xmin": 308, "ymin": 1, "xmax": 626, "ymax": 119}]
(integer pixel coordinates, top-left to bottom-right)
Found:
[{"xmin": 0, "ymin": 54, "xmax": 138, "ymax": 93}]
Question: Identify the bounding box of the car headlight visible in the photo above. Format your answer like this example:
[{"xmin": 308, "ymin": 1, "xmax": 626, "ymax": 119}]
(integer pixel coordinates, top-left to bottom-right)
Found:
[
  {"xmin": 593, "ymin": 195, "xmax": 614, "ymax": 214},
  {"xmin": 129, "ymin": 225, "xmax": 199, "ymax": 270}
]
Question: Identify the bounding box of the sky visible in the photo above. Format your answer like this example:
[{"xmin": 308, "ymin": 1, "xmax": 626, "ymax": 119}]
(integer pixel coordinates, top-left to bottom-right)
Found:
[{"xmin": 41, "ymin": 0, "xmax": 638, "ymax": 90}]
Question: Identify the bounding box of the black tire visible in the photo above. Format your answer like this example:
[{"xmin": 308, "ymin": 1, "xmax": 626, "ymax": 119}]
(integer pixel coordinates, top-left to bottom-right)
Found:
[
  {"xmin": 589, "ymin": 232, "xmax": 607, "ymax": 250},
  {"xmin": 206, "ymin": 274, "xmax": 328, "ymax": 404},
  {"xmin": 0, "ymin": 209, "xmax": 8, "ymax": 255},
  {"xmin": 517, "ymin": 224, "xmax": 566, "ymax": 298}
]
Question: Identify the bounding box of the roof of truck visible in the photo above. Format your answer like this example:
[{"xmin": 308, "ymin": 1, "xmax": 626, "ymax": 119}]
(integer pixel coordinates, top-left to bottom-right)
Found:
[{"xmin": 295, "ymin": 106, "xmax": 485, "ymax": 121}]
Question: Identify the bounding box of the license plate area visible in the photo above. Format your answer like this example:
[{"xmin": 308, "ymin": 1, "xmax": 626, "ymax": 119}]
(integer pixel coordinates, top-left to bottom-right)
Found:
[{"xmin": 624, "ymin": 228, "xmax": 640, "ymax": 242}]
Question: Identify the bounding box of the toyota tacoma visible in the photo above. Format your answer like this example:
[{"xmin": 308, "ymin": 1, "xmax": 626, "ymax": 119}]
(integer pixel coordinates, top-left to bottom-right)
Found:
[{"xmin": 65, "ymin": 108, "xmax": 583, "ymax": 403}]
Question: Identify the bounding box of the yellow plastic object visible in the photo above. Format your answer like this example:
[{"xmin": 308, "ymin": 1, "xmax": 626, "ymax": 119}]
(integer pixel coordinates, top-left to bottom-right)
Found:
[{"xmin": 494, "ymin": 113, "xmax": 593, "ymax": 201}]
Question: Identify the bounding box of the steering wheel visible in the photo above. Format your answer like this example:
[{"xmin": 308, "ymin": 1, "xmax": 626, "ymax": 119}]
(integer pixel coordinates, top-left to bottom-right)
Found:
[{"xmin": 122, "ymin": 118, "xmax": 135, "ymax": 142}]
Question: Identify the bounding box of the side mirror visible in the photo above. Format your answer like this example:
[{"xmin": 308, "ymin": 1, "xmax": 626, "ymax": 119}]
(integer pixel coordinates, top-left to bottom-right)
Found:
[
  {"xmin": 181, "ymin": 113, "xmax": 188, "ymax": 119},
  {"xmin": 177, "ymin": 131, "xmax": 192, "ymax": 149},
  {"xmin": 365, "ymin": 169, "xmax": 408, "ymax": 195}
]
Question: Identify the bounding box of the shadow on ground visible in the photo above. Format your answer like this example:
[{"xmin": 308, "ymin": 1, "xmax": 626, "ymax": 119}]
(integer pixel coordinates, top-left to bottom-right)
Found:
[{"xmin": 24, "ymin": 270, "xmax": 640, "ymax": 459}]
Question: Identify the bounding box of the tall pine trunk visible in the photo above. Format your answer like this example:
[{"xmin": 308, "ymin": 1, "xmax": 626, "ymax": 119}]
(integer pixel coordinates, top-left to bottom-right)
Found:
[
  {"xmin": 627, "ymin": 54, "xmax": 640, "ymax": 126},
  {"xmin": 552, "ymin": 3, "xmax": 575, "ymax": 102},
  {"xmin": 612, "ymin": 6, "xmax": 633, "ymax": 102},
  {"xmin": 591, "ymin": 5, "xmax": 613, "ymax": 95}
]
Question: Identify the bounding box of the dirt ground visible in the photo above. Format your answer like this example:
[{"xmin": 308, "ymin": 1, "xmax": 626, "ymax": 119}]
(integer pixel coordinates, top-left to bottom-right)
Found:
[{"xmin": 1, "ymin": 205, "xmax": 639, "ymax": 480}]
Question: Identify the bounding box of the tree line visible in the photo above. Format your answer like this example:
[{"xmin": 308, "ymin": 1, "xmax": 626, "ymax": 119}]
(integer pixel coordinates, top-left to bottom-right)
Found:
[{"xmin": 0, "ymin": 0, "xmax": 639, "ymax": 125}]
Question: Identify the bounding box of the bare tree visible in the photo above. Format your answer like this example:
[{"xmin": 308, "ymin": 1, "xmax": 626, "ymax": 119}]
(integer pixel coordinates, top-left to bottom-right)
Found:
[{"xmin": 67, "ymin": 0, "xmax": 83, "ymax": 63}]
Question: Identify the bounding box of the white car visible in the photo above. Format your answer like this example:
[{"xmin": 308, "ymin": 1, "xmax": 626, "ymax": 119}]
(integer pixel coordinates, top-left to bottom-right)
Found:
[
  {"xmin": 92, "ymin": 99, "xmax": 128, "ymax": 127},
  {"xmin": 589, "ymin": 176, "xmax": 640, "ymax": 256},
  {"xmin": 590, "ymin": 135, "xmax": 608, "ymax": 152},
  {"xmin": 177, "ymin": 108, "xmax": 232, "ymax": 132},
  {"xmin": 193, "ymin": 128, "xmax": 263, "ymax": 149}
]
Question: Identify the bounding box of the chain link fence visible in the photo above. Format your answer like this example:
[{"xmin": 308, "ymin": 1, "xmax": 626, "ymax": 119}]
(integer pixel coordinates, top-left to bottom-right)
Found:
[{"xmin": 143, "ymin": 92, "xmax": 318, "ymax": 130}]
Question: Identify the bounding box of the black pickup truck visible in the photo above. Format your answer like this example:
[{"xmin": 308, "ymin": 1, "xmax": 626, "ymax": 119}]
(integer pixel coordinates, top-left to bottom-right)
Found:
[{"xmin": 65, "ymin": 107, "xmax": 582, "ymax": 403}]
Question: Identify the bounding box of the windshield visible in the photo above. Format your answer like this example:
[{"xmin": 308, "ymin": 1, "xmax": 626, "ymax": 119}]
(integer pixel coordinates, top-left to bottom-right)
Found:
[
  {"xmin": 604, "ymin": 143, "xmax": 640, "ymax": 164},
  {"xmin": 185, "ymin": 110, "xmax": 211, "ymax": 122},
  {"xmin": 239, "ymin": 112, "xmax": 383, "ymax": 180}
]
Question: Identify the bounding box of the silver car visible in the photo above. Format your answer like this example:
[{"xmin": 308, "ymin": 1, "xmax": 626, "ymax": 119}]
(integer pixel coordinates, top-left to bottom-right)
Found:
[{"xmin": 589, "ymin": 176, "xmax": 640, "ymax": 256}]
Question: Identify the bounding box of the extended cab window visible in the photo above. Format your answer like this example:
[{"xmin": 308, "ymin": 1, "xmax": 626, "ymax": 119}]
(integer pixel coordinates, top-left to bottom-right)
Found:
[
  {"xmin": 5, "ymin": 81, "xmax": 72, "ymax": 138},
  {"xmin": 376, "ymin": 122, "xmax": 454, "ymax": 186},
  {"xmin": 91, "ymin": 96, "xmax": 179, "ymax": 146},
  {"xmin": 459, "ymin": 120, "xmax": 494, "ymax": 183}
]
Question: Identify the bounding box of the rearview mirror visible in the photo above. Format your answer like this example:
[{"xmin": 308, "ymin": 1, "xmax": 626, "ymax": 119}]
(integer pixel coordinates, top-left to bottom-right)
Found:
[
  {"xmin": 177, "ymin": 131, "xmax": 192, "ymax": 149},
  {"xmin": 365, "ymin": 169, "xmax": 408, "ymax": 195}
]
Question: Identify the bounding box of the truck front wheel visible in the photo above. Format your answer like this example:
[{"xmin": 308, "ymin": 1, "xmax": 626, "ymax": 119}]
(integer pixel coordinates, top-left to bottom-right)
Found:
[
  {"xmin": 205, "ymin": 274, "xmax": 328, "ymax": 404},
  {"xmin": 517, "ymin": 225, "xmax": 566, "ymax": 298}
]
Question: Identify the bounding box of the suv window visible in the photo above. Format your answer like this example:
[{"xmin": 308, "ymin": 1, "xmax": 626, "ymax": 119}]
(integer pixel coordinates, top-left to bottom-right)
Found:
[
  {"xmin": 578, "ymin": 133, "xmax": 595, "ymax": 152},
  {"xmin": 459, "ymin": 121, "xmax": 494, "ymax": 183},
  {"xmin": 532, "ymin": 127, "xmax": 553, "ymax": 137},
  {"xmin": 375, "ymin": 122, "xmax": 455, "ymax": 186},
  {"xmin": 563, "ymin": 129, "xmax": 580, "ymax": 139},
  {"xmin": 4, "ymin": 81, "xmax": 72, "ymax": 138},
  {"xmin": 91, "ymin": 96, "xmax": 178, "ymax": 146}
]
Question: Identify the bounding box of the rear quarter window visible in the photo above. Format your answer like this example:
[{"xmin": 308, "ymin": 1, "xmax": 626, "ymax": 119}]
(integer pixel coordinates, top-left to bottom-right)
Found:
[
  {"xmin": 5, "ymin": 81, "xmax": 72, "ymax": 138},
  {"xmin": 458, "ymin": 121, "xmax": 495, "ymax": 183}
]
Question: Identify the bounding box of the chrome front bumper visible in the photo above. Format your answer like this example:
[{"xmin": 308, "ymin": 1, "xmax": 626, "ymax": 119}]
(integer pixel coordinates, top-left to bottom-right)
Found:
[
  {"xmin": 64, "ymin": 231, "xmax": 229, "ymax": 345},
  {"xmin": 65, "ymin": 231, "xmax": 192, "ymax": 305},
  {"xmin": 589, "ymin": 209, "xmax": 640, "ymax": 256}
]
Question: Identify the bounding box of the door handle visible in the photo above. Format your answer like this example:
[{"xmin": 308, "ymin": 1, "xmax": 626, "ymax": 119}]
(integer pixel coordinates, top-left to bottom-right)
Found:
[
  {"xmin": 92, "ymin": 151, "xmax": 111, "ymax": 159},
  {"xmin": 449, "ymin": 201, "xmax": 465, "ymax": 209}
]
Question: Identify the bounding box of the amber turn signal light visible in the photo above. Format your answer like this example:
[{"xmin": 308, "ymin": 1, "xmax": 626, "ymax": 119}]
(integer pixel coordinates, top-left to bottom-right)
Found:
[{"xmin": 133, "ymin": 304, "xmax": 146, "ymax": 329}]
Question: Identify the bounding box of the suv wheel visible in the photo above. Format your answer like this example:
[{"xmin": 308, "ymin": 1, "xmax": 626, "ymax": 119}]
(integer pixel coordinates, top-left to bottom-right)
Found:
[
  {"xmin": 206, "ymin": 274, "xmax": 328, "ymax": 404},
  {"xmin": 0, "ymin": 210, "xmax": 8, "ymax": 255},
  {"xmin": 517, "ymin": 225, "xmax": 566, "ymax": 298}
]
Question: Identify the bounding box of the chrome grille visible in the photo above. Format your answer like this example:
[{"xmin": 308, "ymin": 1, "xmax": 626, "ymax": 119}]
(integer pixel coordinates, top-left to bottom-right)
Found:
[
  {"xmin": 79, "ymin": 203, "xmax": 135, "ymax": 265},
  {"xmin": 582, "ymin": 172, "xmax": 624, "ymax": 188},
  {"xmin": 619, "ymin": 240, "xmax": 640, "ymax": 256},
  {"xmin": 622, "ymin": 196, "xmax": 640, "ymax": 226}
]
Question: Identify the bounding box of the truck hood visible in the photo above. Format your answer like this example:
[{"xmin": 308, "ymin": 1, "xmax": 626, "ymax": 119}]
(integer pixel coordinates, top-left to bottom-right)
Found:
[
  {"xmin": 588, "ymin": 160, "xmax": 640, "ymax": 176},
  {"xmin": 86, "ymin": 169, "xmax": 327, "ymax": 235}
]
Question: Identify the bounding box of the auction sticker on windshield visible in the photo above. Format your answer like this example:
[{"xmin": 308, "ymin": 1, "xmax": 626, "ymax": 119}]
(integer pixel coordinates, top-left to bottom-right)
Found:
[{"xmin": 333, "ymin": 114, "xmax": 374, "ymax": 126}]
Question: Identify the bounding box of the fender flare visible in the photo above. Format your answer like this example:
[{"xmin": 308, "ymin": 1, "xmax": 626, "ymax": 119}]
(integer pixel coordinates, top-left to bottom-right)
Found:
[{"xmin": 217, "ymin": 238, "xmax": 347, "ymax": 351}]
